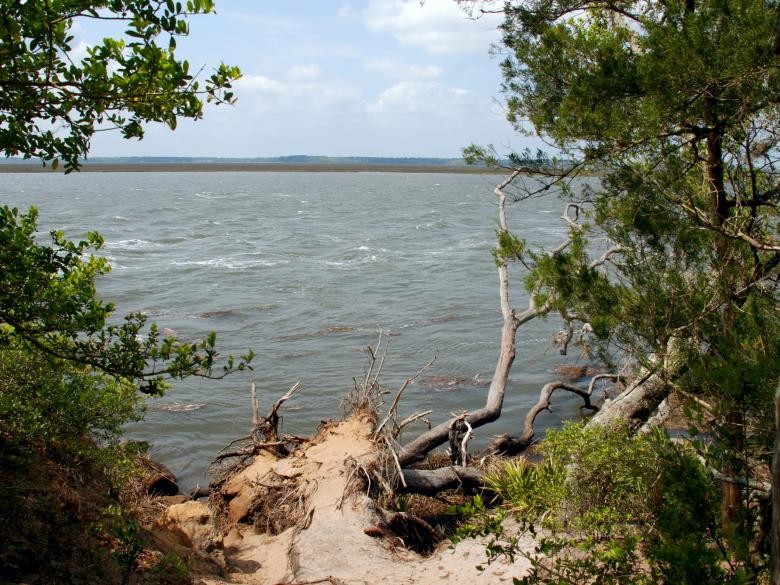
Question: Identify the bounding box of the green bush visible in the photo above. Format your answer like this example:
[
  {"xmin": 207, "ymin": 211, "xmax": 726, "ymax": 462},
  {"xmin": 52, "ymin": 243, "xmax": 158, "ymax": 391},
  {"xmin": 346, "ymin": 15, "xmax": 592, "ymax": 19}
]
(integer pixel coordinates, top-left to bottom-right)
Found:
[
  {"xmin": 0, "ymin": 347, "xmax": 141, "ymax": 454},
  {"xmin": 474, "ymin": 422, "xmax": 726, "ymax": 584}
]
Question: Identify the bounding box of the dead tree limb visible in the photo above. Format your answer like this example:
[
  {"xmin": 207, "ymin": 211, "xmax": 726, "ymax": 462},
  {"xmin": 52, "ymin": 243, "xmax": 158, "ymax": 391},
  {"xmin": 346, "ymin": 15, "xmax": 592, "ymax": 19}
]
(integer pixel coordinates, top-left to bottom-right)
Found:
[
  {"xmin": 490, "ymin": 381, "xmax": 599, "ymax": 455},
  {"xmin": 255, "ymin": 381, "xmax": 302, "ymax": 444},
  {"xmin": 251, "ymin": 380, "xmax": 259, "ymax": 427},
  {"xmin": 395, "ymin": 410, "xmax": 433, "ymax": 436},
  {"xmin": 374, "ymin": 354, "xmax": 436, "ymax": 439},
  {"xmin": 397, "ymin": 171, "xmax": 559, "ymax": 466},
  {"xmin": 399, "ymin": 467, "xmax": 485, "ymax": 495},
  {"xmin": 395, "ymin": 170, "xmax": 628, "ymax": 466}
]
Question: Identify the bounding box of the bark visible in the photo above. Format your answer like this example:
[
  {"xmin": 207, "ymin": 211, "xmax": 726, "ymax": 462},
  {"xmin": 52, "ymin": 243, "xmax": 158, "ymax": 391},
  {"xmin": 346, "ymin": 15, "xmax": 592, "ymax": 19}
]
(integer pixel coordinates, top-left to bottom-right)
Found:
[
  {"xmin": 586, "ymin": 369, "xmax": 670, "ymax": 430},
  {"xmin": 587, "ymin": 337, "xmax": 686, "ymax": 431},
  {"xmin": 397, "ymin": 172, "xmax": 524, "ymax": 466},
  {"xmin": 490, "ymin": 380, "xmax": 599, "ymax": 454},
  {"xmin": 399, "ymin": 467, "xmax": 484, "ymax": 495}
]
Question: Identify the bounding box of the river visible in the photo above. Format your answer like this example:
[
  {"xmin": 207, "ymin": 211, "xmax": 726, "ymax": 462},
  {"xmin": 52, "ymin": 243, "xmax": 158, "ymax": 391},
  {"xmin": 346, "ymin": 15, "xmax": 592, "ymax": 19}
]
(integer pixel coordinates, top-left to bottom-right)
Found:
[{"xmin": 2, "ymin": 170, "xmax": 598, "ymax": 490}]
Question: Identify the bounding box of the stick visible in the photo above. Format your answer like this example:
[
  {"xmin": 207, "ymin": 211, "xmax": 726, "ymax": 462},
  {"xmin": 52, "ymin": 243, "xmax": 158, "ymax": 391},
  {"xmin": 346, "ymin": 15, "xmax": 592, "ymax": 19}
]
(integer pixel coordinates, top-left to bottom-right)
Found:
[
  {"xmin": 251, "ymin": 379, "xmax": 259, "ymax": 427},
  {"xmin": 374, "ymin": 354, "xmax": 436, "ymax": 438},
  {"xmin": 395, "ymin": 410, "xmax": 434, "ymax": 436},
  {"xmin": 371, "ymin": 331, "xmax": 389, "ymax": 386},
  {"xmin": 460, "ymin": 419, "xmax": 473, "ymax": 467},
  {"xmin": 384, "ymin": 435, "xmax": 407, "ymax": 489}
]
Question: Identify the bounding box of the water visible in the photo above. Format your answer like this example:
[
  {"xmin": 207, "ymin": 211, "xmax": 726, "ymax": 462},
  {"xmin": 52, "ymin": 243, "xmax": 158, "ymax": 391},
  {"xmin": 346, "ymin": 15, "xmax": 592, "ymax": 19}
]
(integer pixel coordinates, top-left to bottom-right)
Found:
[{"xmin": 2, "ymin": 171, "xmax": 597, "ymax": 490}]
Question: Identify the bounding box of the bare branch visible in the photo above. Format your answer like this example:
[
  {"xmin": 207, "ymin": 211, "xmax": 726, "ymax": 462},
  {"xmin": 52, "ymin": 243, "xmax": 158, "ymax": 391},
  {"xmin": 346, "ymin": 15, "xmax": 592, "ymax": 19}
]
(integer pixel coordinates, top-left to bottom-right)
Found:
[
  {"xmin": 490, "ymin": 380, "xmax": 599, "ymax": 455},
  {"xmin": 374, "ymin": 354, "xmax": 436, "ymax": 439}
]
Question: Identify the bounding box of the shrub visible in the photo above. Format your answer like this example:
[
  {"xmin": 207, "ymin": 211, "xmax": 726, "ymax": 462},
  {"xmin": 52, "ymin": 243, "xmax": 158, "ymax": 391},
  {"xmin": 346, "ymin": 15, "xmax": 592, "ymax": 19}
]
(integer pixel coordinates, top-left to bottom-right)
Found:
[{"xmin": 474, "ymin": 422, "xmax": 725, "ymax": 584}]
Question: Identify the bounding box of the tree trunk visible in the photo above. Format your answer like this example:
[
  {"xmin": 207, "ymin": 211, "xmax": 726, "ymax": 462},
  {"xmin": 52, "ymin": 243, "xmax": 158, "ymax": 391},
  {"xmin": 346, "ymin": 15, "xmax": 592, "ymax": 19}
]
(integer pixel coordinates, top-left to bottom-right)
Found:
[
  {"xmin": 586, "ymin": 369, "xmax": 670, "ymax": 431},
  {"xmin": 587, "ymin": 338, "xmax": 685, "ymax": 431},
  {"xmin": 397, "ymin": 173, "xmax": 523, "ymax": 466},
  {"xmin": 397, "ymin": 289, "xmax": 519, "ymax": 466},
  {"xmin": 399, "ymin": 467, "xmax": 485, "ymax": 495}
]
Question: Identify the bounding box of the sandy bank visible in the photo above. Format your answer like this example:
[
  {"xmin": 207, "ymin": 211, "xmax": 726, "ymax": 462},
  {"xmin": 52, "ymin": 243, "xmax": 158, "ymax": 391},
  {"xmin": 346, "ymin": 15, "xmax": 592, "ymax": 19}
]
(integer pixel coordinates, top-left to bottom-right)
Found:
[{"xmin": 153, "ymin": 414, "xmax": 534, "ymax": 585}]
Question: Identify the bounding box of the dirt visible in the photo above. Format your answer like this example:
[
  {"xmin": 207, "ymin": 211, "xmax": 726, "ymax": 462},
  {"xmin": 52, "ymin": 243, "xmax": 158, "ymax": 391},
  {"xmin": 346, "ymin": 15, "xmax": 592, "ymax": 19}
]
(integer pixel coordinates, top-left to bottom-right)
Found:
[{"xmin": 160, "ymin": 414, "xmax": 536, "ymax": 585}]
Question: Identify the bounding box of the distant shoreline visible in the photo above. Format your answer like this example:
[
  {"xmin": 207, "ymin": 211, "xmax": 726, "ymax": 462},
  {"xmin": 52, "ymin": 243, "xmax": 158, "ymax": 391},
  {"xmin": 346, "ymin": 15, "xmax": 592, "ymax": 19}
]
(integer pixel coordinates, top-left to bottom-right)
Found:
[{"xmin": 0, "ymin": 162, "xmax": 504, "ymax": 174}]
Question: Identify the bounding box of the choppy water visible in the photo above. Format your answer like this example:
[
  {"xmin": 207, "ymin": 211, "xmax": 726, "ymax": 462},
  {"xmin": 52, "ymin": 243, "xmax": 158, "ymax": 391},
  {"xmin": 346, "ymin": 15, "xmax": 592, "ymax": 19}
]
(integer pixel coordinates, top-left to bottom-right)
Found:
[{"xmin": 2, "ymin": 171, "xmax": 598, "ymax": 490}]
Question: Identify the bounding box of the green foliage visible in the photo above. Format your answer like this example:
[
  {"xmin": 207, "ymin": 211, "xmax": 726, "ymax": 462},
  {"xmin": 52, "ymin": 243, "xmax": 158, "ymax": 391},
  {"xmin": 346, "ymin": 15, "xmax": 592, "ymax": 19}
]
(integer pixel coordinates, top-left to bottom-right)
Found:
[
  {"xmin": 0, "ymin": 205, "xmax": 251, "ymax": 580},
  {"xmin": 478, "ymin": 0, "xmax": 780, "ymax": 575},
  {"xmin": 0, "ymin": 4, "xmax": 244, "ymax": 581},
  {"xmin": 144, "ymin": 553, "xmax": 191, "ymax": 585},
  {"xmin": 0, "ymin": 0, "xmax": 241, "ymax": 172},
  {"xmin": 105, "ymin": 505, "xmax": 145, "ymax": 584},
  {"xmin": 472, "ymin": 423, "xmax": 725, "ymax": 583},
  {"xmin": 0, "ymin": 347, "xmax": 140, "ymax": 454}
]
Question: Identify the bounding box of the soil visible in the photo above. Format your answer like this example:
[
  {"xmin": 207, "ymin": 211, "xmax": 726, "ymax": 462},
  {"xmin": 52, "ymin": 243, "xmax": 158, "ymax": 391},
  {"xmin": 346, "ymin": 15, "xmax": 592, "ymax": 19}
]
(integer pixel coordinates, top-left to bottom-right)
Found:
[{"xmin": 165, "ymin": 414, "xmax": 536, "ymax": 585}]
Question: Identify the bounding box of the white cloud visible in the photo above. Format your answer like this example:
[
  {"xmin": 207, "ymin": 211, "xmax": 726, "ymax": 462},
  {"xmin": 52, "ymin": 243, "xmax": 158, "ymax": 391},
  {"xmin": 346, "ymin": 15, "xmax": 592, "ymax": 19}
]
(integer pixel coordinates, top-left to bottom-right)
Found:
[
  {"xmin": 234, "ymin": 73, "xmax": 363, "ymax": 114},
  {"xmin": 369, "ymin": 81, "xmax": 474, "ymax": 115},
  {"xmin": 363, "ymin": 0, "xmax": 502, "ymax": 54},
  {"xmin": 364, "ymin": 58, "xmax": 443, "ymax": 80},
  {"xmin": 288, "ymin": 64, "xmax": 321, "ymax": 81},
  {"xmin": 337, "ymin": 4, "xmax": 355, "ymax": 18},
  {"xmin": 234, "ymin": 74, "xmax": 287, "ymax": 95}
]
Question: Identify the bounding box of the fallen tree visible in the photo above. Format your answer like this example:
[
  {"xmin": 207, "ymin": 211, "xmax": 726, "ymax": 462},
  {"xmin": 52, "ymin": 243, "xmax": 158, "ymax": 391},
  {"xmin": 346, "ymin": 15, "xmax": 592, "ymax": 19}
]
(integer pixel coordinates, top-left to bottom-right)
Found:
[{"xmin": 394, "ymin": 171, "xmax": 632, "ymax": 469}]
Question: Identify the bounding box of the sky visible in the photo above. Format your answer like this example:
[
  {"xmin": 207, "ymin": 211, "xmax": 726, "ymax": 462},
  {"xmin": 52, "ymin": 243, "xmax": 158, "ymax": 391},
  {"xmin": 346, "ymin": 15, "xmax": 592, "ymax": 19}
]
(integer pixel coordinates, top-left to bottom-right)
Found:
[{"xmin": 82, "ymin": 0, "xmax": 530, "ymax": 159}]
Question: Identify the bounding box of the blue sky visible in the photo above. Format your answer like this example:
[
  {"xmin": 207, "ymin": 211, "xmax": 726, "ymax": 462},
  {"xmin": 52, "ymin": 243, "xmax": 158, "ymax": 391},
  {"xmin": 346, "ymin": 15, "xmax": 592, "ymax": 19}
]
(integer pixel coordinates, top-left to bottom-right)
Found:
[{"xmin": 82, "ymin": 1, "xmax": 531, "ymax": 159}]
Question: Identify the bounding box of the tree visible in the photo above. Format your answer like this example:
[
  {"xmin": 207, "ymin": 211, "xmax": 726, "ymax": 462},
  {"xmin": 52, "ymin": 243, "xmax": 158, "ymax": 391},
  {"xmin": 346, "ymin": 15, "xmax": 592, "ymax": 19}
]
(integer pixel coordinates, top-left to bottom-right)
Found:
[
  {"xmin": 0, "ymin": 4, "xmax": 247, "ymax": 579},
  {"xmin": 0, "ymin": 0, "xmax": 240, "ymax": 172},
  {"xmin": 445, "ymin": 0, "xmax": 779, "ymax": 577},
  {"xmin": 0, "ymin": 0, "xmax": 248, "ymax": 387}
]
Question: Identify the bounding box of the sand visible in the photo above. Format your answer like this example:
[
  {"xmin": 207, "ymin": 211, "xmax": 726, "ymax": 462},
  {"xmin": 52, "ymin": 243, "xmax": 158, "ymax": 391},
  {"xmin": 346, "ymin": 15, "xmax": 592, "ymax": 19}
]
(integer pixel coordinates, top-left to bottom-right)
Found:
[{"xmin": 183, "ymin": 414, "xmax": 534, "ymax": 585}]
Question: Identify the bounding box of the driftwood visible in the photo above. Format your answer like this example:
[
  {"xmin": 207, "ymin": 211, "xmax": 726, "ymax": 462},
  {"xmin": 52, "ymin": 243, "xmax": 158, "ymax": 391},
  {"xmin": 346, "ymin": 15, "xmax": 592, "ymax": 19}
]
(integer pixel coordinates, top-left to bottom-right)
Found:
[
  {"xmin": 490, "ymin": 380, "xmax": 600, "ymax": 455},
  {"xmin": 396, "ymin": 173, "xmax": 622, "ymax": 467},
  {"xmin": 399, "ymin": 467, "xmax": 485, "ymax": 495}
]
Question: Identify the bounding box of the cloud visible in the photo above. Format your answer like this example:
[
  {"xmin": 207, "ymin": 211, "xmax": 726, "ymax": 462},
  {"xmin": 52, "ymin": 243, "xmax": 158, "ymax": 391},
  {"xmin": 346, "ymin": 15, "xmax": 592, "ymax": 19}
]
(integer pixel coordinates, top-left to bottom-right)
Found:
[
  {"xmin": 337, "ymin": 4, "xmax": 355, "ymax": 18},
  {"xmin": 364, "ymin": 58, "xmax": 443, "ymax": 80},
  {"xmin": 234, "ymin": 73, "xmax": 363, "ymax": 114},
  {"xmin": 288, "ymin": 64, "xmax": 321, "ymax": 81},
  {"xmin": 368, "ymin": 81, "xmax": 474, "ymax": 116},
  {"xmin": 363, "ymin": 0, "xmax": 502, "ymax": 54}
]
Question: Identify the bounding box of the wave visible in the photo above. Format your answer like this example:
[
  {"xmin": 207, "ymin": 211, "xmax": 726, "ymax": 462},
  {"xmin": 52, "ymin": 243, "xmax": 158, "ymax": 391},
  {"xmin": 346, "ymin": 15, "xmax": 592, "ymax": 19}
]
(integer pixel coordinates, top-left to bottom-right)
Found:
[
  {"xmin": 170, "ymin": 256, "xmax": 289, "ymax": 270},
  {"xmin": 105, "ymin": 238, "xmax": 160, "ymax": 251},
  {"xmin": 322, "ymin": 254, "xmax": 378, "ymax": 268},
  {"xmin": 194, "ymin": 192, "xmax": 228, "ymax": 200}
]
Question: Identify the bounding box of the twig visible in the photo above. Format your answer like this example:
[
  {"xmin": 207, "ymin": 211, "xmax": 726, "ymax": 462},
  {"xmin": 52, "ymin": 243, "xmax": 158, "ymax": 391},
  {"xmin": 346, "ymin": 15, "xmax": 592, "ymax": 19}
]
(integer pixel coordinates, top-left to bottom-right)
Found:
[
  {"xmin": 395, "ymin": 410, "xmax": 434, "ymax": 436},
  {"xmin": 374, "ymin": 354, "xmax": 437, "ymax": 438},
  {"xmin": 362, "ymin": 331, "xmax": 383, "ymax": 390},
  {"xmin": 270, "ymin": 381, "xmax": 302, "ymax": 418},
  {"xmin": 371, "ymin": 331, "xmax": 389, "ymax": 386},
  {"xmin": 383, "ymin": 435, "xmax": 407, "ymax": 488},
  {"xmin": 251, "ymin": 379, "xmax": 259, "ymax": 427},
  {"xmin": 587, "ymin": 373, "xmax": 625, "ymax": 395}
]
